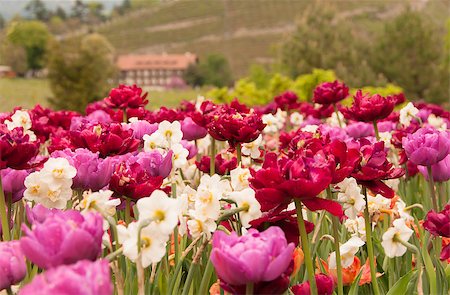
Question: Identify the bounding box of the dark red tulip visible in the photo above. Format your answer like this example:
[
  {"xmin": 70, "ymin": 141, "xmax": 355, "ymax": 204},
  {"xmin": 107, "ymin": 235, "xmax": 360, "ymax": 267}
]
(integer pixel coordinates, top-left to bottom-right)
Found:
[
  {"xmin": 275, "ymin": 91, "xmax": 300, "ymax": 111},
  {"xmin": 424, "ymin": 205, "xmax": 450, "ymax": 261},
  {"xmin": 0, "ymin": 126, "xmax": 39, "ymax": 170},
  {"xmin": 342, "ymin": 90, "xmax": 395, "ymax": 122},
  {"xmin": 292, "ymin": 273, "xmax": 335, "ymax": 295},
  {"xmin": 70, "ymin": 122, "xmax": 140, "ymax": 158},
  {"xmin": 195, "ymin": 154, "xmax": 238, "ymax": 176},
  {"xmin": 109, "ymin": 162, "xmax": 163, "ymax": 200},
  {"xmin": 351, "ymin": 139, "xmax": 404, "ymax": 198},
  {"xmin": 313, "ymin": 81, "xmax": 349, "ymax": 105},
  {"xmin": 325, "ymin": 140, "xmax": 361, "ymax": 184},
  {"xmin": 104, "ymin": 84, "xmax": 148, "ymax": 109}
]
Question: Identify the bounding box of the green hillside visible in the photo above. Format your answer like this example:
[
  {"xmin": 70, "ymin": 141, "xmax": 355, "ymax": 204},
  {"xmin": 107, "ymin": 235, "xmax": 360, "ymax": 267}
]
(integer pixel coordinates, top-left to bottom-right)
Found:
[{"xmin": 96, "ymin": 0, "xmax": 448, "ymax": 78}]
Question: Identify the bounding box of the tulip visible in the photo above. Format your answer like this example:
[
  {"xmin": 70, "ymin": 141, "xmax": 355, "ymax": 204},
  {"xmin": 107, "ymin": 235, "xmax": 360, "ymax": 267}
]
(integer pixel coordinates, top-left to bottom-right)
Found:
[
  {"xmin": 196, "ymin": 154, "xmax": 237, "ymax": 176},
  {"xmin": 313, "ymin": 81, "xmax": 349, "ymax": 105},
  {"xmin": 0, "ymin": 168, "xmax": 28, "ymax": 202},
  {"xmin": 19, "ymin": 259, "xmax": 113, "ymax": 295},
  {"xmin": 20, "ymin": 210, "xmax": 103, "ymax": 269},
  {"xmin": 70, "ymin": 122, "xmax": 140, "ymax": 157},
  {"xmin": 124, "ymin": 119, "xmax": 158, "ymax": 139},
  {"xmin": 423, "ymin": 204, "xmax": 450, "ymax": 242},
  {"xmin": 291, "ymin": 273, "xmax": 335, "ymax": 295},
  {"xmin": 0, "ymin": 126, "xmax": 39, "ymax": 170},
  {"xmin": 402, "ymin": 127, "xmax": 450, "ymax": 166},
  {"xmin": 342, "ymin": 90, "xmax": 395, "ymax": 122},
  {"xmin": 274, "ymin": 91, "xmax": 300, "ymax": 111},
  {"xmin": 104, "ymin": 84, "xmax": 148, "ymax": 109},
  {"xmin": 417, "ymin": 154, "xmax": 450, "ymax": 182},
  {"xmin": 210, "ymin": 227, "xmax": 294, "ymax": 288},
  {"xmin": 0, "ymin": 241, "xmax": 26, "ymax": 291},
  {"xmin": 351, "ymin": 140, "xmax": 404, "ymax": 198},
  {"xmin": 325, "ymin": 140, "xmax": 361, "ymax": 184},
  {"xmin": 109, "ymin": 161, "xmax": 164, "ymax": 200},
  {"xmin": 181, "ymin": 117, "xmax": 207, "ymax": 141},
  {"xmin": 51, "ymin": 148, "xmax": 116, "ymax": 191}
]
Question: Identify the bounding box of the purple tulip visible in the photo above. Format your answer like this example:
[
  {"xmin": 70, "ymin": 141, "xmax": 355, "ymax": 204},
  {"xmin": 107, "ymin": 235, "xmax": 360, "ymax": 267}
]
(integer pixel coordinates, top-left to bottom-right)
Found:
[
  {"xmin": 19, "ymin": 259, "xmax": 113, "ymax": 295},
  {"xmin": 345, "ymin": 122, "xmax": 374, "ymax": 139},
  {"xmin": 0, "ymin": 241, "xmax": 26, "ymax": 291},
  {"xmin": 51, "ymin": 148, "xmax": 115, "ymax": 191},
  {"xmin": 402, "ymin": 127, "xmax": 450, "ymax": 166},
  {"xmin": 0, "ymin": 168, "xmax": 28, "ymax": 202},
  {"xmin": 181, "ymin": 140, "xmax": 198, "ymax": 159},
  {"xmin": 181, "ymin": 117, "xmax": 207, "ymax": 141},
  {"xmin": 130, "ymin": 150, "xmax": 173, "ymax": 179},
  {"xmin": 20, "ymin": 209, "xmax": 103, "ymax": 269},
  {"xmin": 125, "ymin": 120, "xmax": 158, "ymax": 139},
  {"xmin": 418, "ymin": 154, "xmax": 450, "ymax": 182},
  {"xmin": 210, "ymin": 226, "xmax": 295, "ymax": 286}
]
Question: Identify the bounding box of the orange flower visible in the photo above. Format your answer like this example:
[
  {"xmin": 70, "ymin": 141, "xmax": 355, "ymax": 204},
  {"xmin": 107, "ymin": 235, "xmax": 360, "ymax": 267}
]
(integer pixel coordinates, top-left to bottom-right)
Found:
[
  {"xmin": 291, "ymin": 247, "xmax": 305, "ymax": 278},
  {"xmin": 209, "ymin": 280, "xmax": 229, "ymax": 295},
  {"xmin": 317, "ymin": 257, "xmax": 361, "ymax": 286},
  {"xmin": 359, "ymin": 257, "xmax": 383, "ymax": 285}
]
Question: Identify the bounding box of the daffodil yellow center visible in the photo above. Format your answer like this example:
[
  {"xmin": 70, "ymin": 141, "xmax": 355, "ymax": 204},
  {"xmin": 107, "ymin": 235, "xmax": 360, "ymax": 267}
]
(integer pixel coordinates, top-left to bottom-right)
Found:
[{"xmin": 153, "ymin": 210, "xmax": 166, "ymax": 222}]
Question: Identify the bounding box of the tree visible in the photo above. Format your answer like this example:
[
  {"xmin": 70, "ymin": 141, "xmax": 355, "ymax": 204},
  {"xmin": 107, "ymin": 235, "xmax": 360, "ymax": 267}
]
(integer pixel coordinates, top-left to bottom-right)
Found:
[
  {"xmin": 184, "ymin": 54, "xmax": 232, "ymax": 87},
  {"xmin": 71, "ymin": 0, "xmax": 89, "ymax": 22},
  {"xmin": 280, "ymin": 4, "xmax": 381, "ymax": 87},
  {"xmin": 54, "ymin": 6, "xmax": 67, "ymax": 20},
  {"xmin": 6, "ymin": 20, "xmax": 51, "ymax": 71},
  {"xmin": 0, "ymin": 14, "xmax": 5, "ymax": 29},
  {"xmin": 0, "ymin": 41, "xmax": 28, "ymax": 75},
  {"xmin": 47, "ymin": 33, "xmax": 117, "ymax": 112},
  {"xmin": 25, "ymin": 0, "xmax": 50, "ymax": 21},
  {"xmin": 371, "ymin": 9, "xmax": 446, "ymax": 102}
]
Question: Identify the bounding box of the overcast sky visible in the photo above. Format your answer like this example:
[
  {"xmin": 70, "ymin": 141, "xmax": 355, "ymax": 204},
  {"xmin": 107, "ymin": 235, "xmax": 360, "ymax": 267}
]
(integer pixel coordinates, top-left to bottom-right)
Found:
[{"xmin": 0, "ymin": 0, "xmax": 123, "ymax": 20}]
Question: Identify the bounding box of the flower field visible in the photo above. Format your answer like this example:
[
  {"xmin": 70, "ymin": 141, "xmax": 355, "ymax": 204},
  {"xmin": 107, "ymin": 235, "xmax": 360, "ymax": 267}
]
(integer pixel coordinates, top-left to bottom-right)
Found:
[{"xmin": 0, "ymin": 82, "xmax": 449, "ymax": 295}]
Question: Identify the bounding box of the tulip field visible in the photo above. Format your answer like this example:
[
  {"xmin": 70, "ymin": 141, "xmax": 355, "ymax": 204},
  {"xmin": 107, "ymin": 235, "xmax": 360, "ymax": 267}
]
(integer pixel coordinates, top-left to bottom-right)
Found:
[{"xmin": 0, "ymin": 82, "xmax": 449, "ymax": 295}]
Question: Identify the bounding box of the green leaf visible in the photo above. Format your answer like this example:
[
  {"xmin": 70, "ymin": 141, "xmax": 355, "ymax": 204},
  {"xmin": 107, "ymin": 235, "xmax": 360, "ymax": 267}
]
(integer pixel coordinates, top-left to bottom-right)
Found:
[
  {"xmin": 347, "ymin": 270, "xmax": 363, "ymax": 295},
  {"xmin": 386, "ymin": 269, "xmax": 418, "ymax": 295}
]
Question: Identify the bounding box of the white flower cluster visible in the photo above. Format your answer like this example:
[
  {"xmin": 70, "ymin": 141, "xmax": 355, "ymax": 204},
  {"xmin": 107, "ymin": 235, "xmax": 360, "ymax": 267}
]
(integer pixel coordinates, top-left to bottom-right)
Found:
[
  {"xmin": 328, "ymin": 236, "xmax": 365, "ymax": 269},
  {"xmin": 4, "ymin": 110, "xmax": 37, "ymax": 141},
  {"xmin": 143, "ymin": 120, "xmax": 189, "ymax": 169},
  {"xmin": 118, "ymin": 190, "xmax": 179, "ymax": 267},
  {"xmin": 262, "ymin": 109, "xmax": 286, "ymax": 133},
  {"xmin": 24, "ymin": 158, "xmax": 77, "ymax": 209},
  {"xmin": 335, "ymin": 178, "xmax": 366, "ymax": 219},
  {"xmin": 399, "ymin": 102, "xmax": 419, "ymax": 127}
]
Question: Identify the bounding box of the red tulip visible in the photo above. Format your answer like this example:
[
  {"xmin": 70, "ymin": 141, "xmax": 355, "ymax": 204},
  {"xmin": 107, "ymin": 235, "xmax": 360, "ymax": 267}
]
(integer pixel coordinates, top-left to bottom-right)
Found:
[
  {"xmin": 274, "ymin": 91, "xmax": 300, "ymax": 111},
  {"xmin": 196, "ymin": 154, "xmax": 238, "ymax": 176},
  {"xmin": 351, "ymin": 139, "xmax": 404, "ymax": 198},
  {"xmin": 104, "ymin": 84, "xmax": 148, "ymax": 109},
  {"xmin": 291, "ymin": 273, "xmax": 335, "ymax": 295},
  {"xmin": 342, "ymin": 90, "xmax": 395, "ymax": 122},
  {"xmin": 313, "ymin": 81, "xmax": 349, "ymax": 105},
  {"xmin": 70, "ymin": 122, "xmax": 140, "ymax": 158},
  {"xmin": 0, "ymin": 126, "xmax": 39, "ymax": 170},
  {"xmin": 325, "ymin": 140, "xmax": 361, "ymax": 184}
]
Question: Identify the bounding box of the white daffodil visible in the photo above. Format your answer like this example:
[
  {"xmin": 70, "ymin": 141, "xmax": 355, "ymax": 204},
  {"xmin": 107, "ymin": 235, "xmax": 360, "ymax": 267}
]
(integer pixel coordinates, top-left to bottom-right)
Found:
[
  {"xmin": 193, "ymin": 188, "xmax": 222, "ymax": 221},
  {"xmin": 301, "ymin": 124, "xmax": 319, "ymax": 133},
  {"xmin": 344, "ymin": 216, "xmax": 368, "ymax": 241},
  {"xmin": 136, "ymin": 190, "xmax": 179, "ymax": 235},
  {"xmin": 78, "ymin": 190, "xmax": 120, "ymax": 216},
  {"xmin": 399, "ymin": 102, "xmax": 419, "ymax": 127},
  {"xmin": 241, "ymin": 134, "xmax": 262, "ymax": 159},
  {"xmin": 385, "ymin": 178, "xmax": 400, "ymax": 193},
  {"xmin": 275, "ymin": 109, "xmax": 287, "ymax": 125},
  {"xmin": 379, "ymin": 132, "xmax": 392, "ymax": 149},
  {"xmin": 367, "ymin": 194, "xmax": 391, "ymax": 217},
  {"xmin": 230, "ymin": 166, "xmax": 251, "ymax": 191},
  {"xmin": 229, "ymin": 188, "xmax": 262, "ymax": 228},
  {"xmin": 157, "ymin": 120, "xmax": 183, "ymax": 146},
  {"xmin": 337, "ymin": 186, "xmax": 366, "ymax": 219},
  {"xmin": 382, "ymin": 218, "xmax": 414, "ymax": 258},
  {"xmin": 395, "ymin": 200, "xmax": 414, "ymax": 221},
  {"xmin": 262, "ymin": 113, "xmax": 283, "ymax": 133},
  {"xmin": 171, "ymin": 143, "xmax": 189, "ymax": 169},
  {"xmin": 24, "ymin": 174, "xmax": 72, "ymax": 209},
  {"xmin": 197, "ymin": 174, "xmax": 232, "ymax": 199},
  {"xmin": 427, "ymin": 114, "xmax": 447, "ymax": 131},
  {"xmin": 118, "ymin": 222, "xmax": 168, "ymax": 268},
  {"xmin": 41, "ymin": 157, "xmax": 77, "ymax": 182},
  {"xmin": 329, "ymin": 236, "xmax": 365, "ymax": 269},
  {"xmin": 290, "ymin": 112, "xmax": 304, "ymax": 127},
  {"xmin": 5, "ymin": 110, "xmax": 32, "ymax": 130},
  {"xmin": 187, "ymin": 212, "xmax": 217, "ymax": 239},
  {"xmin": 143, "ymin": 132, "xmax": 167, "ymax": 152}
]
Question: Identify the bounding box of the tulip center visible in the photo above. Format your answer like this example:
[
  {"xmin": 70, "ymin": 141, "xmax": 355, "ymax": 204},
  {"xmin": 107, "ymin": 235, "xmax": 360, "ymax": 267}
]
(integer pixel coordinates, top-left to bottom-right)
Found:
[
  {"xmin": 153, "ymin": 210, "xmax": 166, "ymax": 222},
  {"xmin": 93, "ymin": 125, "xmax": 102, "ymax": 136}
]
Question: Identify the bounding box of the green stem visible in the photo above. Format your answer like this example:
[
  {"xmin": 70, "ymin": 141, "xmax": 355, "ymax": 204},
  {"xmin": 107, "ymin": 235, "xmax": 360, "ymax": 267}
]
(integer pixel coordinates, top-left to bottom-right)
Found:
[
  {"xmin": 236, "ymin": 143, "xmax": 242, "ymax": 166},
  {"xmin": 125, "ymin": 198, "xmax": 131, "ymax": 224},
  {"xmin": 210, "ymin": 138, "xmax": 216, "ymax": 176},
  {"xmin": 0, "ymin": 175, "xmax": 11, "ymax": 241},
  {"xmin": 427, "ymin": 166, "xmax": 438, "ymax": 211},
  {"xmin": 333, "ymin": 104, "xmax": 343, "ymax": 128},
  {"xmin": 198, "ymin": 257, "xmax": 214, "ymax": 295},
  {"xmin": 294, "ymin": 199, "xmax": 317, "ymax": 295},
  {"xmin": 326, "ymin": 187, "xmax": 343, "ymax": 295},
  {"xmin": 362, "ymin": 187, "xmax": 380, "ymax": 295},
  {"xmin": 373, "ymin": 120, "xmax": 380, "ymax": 141},
  {"xmin": 6, "ymin": 287, "xmax": 13, "ymax": 295},
  {"xmin": 393, "ymin": 236, "xmax": 422, "ymax": 292},
  {"xmin": 106, "ymin": 247, "xmax": 123, "ymax": 261},
  {"xmin": 245, "ymin": 283, "xmax": 254, "ymax": 295}
]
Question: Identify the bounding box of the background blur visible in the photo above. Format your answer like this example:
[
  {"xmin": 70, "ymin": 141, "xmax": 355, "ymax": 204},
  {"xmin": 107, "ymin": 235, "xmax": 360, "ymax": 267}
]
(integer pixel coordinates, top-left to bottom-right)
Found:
[{"xmin": 0, "ymin": 0, "xmax": 449, "ymax": 113}]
